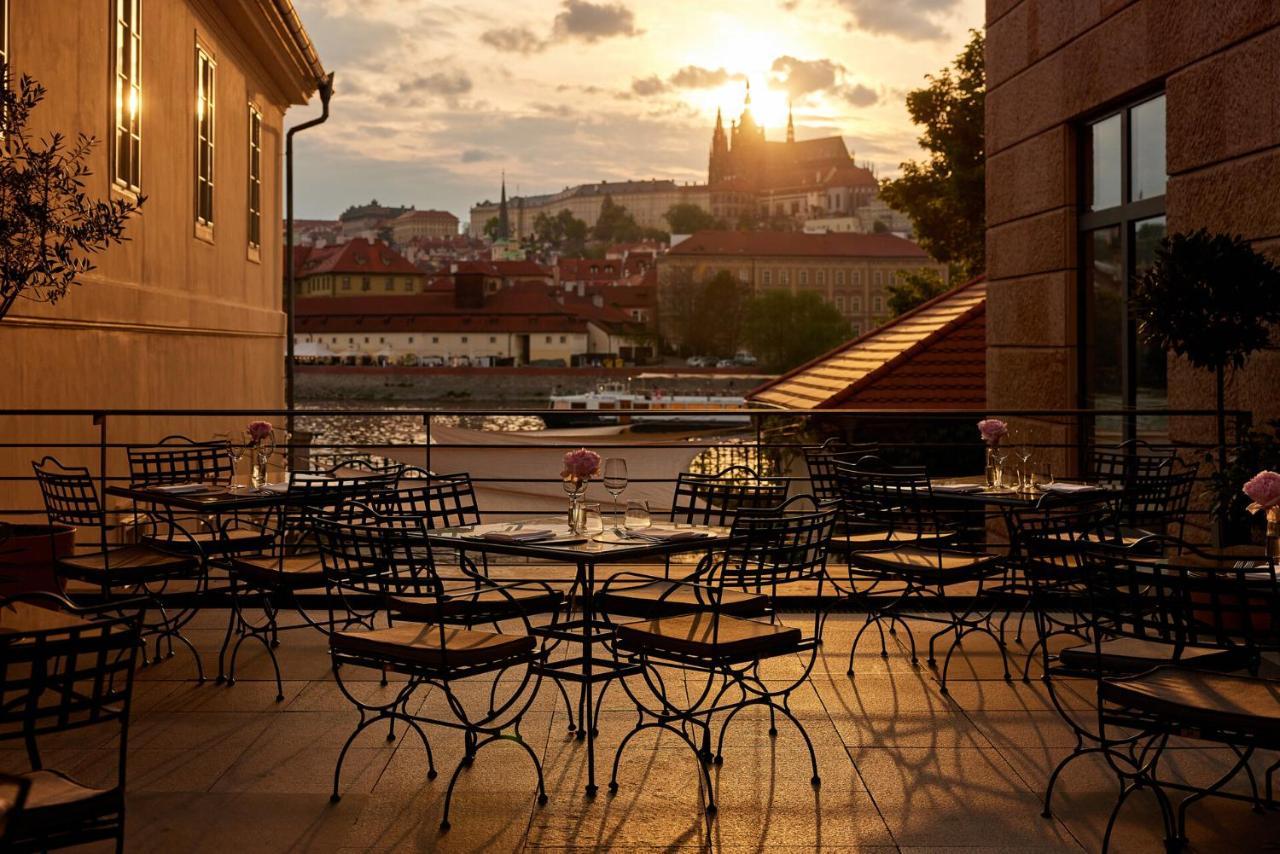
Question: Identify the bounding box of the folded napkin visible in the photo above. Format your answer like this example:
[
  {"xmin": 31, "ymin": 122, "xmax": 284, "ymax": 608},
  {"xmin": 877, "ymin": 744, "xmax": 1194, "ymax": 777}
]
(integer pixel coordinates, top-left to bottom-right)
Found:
[
  {"xmin": 478, "ymin": 529, "xmax": 556, "ymax": 544},
  {"xmin": 630, "ymin": 528, "xmax": 711, "ymax": 543},
  {"xmin": 1045, "ymin": 482, "xmax": 1098, "ymax": 494},
  {"xmin": 932, "ymin": 482, "xmax": 984, "ymax": 494},
  {"xmin": 148, "ymin": 483, "xmax": 210, "ymax": 495},
  {"xmin": 262, "ymin": 482, "xmax": 289, "ymax": 494}
]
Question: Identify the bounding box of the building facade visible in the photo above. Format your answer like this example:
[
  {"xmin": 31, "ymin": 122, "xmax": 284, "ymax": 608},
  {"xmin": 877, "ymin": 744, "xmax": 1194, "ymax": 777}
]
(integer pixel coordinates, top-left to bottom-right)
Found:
[
  {"xmin": 984, "ymin": 0, "xmax": 1280, "ymax": 462},
  {"xmin": 293, "ymin": 238, "xmax": 427, "ymax": 298},
  {"xmin": 338, "ymin": 199, "xmax": 412, "ymax": 239},
  {"xmin": 658, "ymin": 231, "xmax": 948, "ymax": 340},
  {"xmin": 390, "ymin": 209, "xmax": 460, "ymax": 243},
  {"xmin": 0, "ymin": 0, "xmax": 323, "ymax": 513},
  {"xmin": 469, "ymin": 180, "xmax": 710, "ymax": 240}
]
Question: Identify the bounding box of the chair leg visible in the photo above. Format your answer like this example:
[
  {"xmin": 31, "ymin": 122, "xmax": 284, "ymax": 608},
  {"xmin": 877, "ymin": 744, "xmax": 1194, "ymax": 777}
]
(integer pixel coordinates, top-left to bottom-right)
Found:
[{"xmin": 441, "ymin": 730, "xmax": 548, "ymax": 831}]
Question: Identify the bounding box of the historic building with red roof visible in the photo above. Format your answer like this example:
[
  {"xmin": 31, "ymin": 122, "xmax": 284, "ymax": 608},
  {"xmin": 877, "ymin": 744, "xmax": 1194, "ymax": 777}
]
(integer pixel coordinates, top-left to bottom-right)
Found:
[{"xmin": 293, "ymin": 238, "xmax": 427, "ymax": 297}]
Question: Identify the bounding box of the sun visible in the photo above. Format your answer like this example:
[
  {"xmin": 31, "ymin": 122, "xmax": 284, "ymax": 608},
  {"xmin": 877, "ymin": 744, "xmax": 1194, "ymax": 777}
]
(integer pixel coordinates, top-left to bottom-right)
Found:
[{"xmin": 679, "ymin": 19, "xmax": 795, "ymax": 132}]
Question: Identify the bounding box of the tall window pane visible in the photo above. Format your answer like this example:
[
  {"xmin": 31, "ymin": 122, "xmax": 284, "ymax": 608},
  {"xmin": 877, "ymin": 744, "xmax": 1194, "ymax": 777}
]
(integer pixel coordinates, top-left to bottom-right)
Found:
[
  {"xmin": 1085, "ymin": 226, "xmax": 1124, "ymax": 443},
  {"xmin": 1131, "ymin": 96, "xmax": 1167, "ymax": 202},
  {"xmin": 113, "ymin": 0, "xmax": 142, "ymax": 191},
  {"xmin": 1, "ymin": 0, "xmax": 9, "ymax": 71},
  {"xmin": 1134, "ymin": 215, "xmax": 1168, "ymax": 439},
  {"xmin": 1087, "ymin": 114, "xmax": 1121, "ymax": 211},
  {"xmin": 195, "ymin": 47, "xmax": 216, "ymax": 229},
  {"xmin": 247, "ymin": 105, "xmax": 262, "ymax": 249}
]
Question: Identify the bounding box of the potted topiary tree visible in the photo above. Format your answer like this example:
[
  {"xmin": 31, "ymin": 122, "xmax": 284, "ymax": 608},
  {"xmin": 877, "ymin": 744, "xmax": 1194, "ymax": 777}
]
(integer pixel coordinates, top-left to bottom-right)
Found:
[
  {"xmin": 1130, "ymin": 229, "xmax": 1280, "ymax": 539},
  {"xmin": 0, "ymin": 64, "xmax": 144, "ymax": 320}
]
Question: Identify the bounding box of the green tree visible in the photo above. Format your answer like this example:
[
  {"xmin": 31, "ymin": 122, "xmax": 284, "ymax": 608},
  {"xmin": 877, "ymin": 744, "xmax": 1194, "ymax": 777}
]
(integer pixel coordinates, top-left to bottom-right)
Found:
[
  {"xmin": 887, "ymin": 268, "xmax": 951, "ymax": 316},
  {"xmin": 742, "ymin": 291, "xmax": 851, "ymax": 371},
  {"xmin": 663, "ymin": 203, "xmax": 721, "ymax": 234},
  {"xmin": 879, "ymin": 29, "xmax": 985, "ymax": 279},
  {"xmin": 482, "ymin": 216, "xmax": 502, "ymax": 241},
  {"xmin": 661, "ymin": 268, "xmax": 746, "ymax": 356},
  {"xmin": 532, "ymin": 208, "xmax": 589, "ymax": 253},
  {"xmin": 592, "ymin": 194, "xmax": 643, "ymax": 244}
]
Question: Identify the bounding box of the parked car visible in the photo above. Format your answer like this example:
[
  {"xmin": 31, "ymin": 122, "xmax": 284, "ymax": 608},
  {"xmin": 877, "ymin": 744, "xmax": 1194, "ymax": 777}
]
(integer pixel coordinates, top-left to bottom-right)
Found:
[
  {"xmin": 685, "ymin": 355, "xmax": 711, "ymax": 367},
  {"xmin": 716, "ymin": 359, "xmax": 736, "ymax": 368},
  {"xmin": 734, "ymin": 352, "xmax": 758, "ymax": 367}
]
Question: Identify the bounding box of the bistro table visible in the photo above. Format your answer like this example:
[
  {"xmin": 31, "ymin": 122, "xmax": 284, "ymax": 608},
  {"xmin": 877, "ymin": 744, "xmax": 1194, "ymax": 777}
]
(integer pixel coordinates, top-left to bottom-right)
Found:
[
  {"xmin": 426, "ymin": 516, "xmax": 735, "ymax": 796},
  {"xmin": 929, "ymin": 475, "xmax": 1121, "ymax": 552},
  {"xmin": 104, "ymin": 482, "xmax": 301, "ymax": 514}
]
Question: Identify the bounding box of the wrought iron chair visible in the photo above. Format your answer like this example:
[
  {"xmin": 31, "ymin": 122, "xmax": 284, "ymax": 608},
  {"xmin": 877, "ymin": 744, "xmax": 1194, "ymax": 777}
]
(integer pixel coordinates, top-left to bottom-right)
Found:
[
  {"xmin": 605, "ymin": 497, "xmax": 837, "ymax": 817},
  {"xmin": 217, "ymin": 461, "xmax": 405, "ymax": 698},
  {"xmin": 1075, "ymin": 548, "xmax": 1280, "ymax": 851},
  {"xmin": 31, "ymin": 457, "xmax": 203, "ymax": 675},
  {"xmin": 0, "ymin": 593, "xmax": 142, "ymax": 852},
  {"xmin": 801, "ymin": 439, "xmax": 879, "ymax": 504},
  {"xmin": 1087, "ymin": 439, "xmax": 1176, "ymax": 484},
  {"xmin": 125, "ymin": 435, "xmax": 273, "ymax": 556},
  {"xmin": 0, "ymin": 773, "xmax": 31, "ymax": 849},
  {"xmin": 314, "ymin": 513, "xmax": 551, "ymax": 832},
  {"xmin": 593, "ymin": 466, "xmax": 790, "ymax": 622},
  {"xmin": 832, "ymin": 459, "xmax": 1011, "ymax": 691}
]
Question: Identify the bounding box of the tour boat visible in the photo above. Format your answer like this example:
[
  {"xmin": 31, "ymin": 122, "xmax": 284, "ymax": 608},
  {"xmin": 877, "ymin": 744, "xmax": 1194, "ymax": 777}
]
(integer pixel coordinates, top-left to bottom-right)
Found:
[{"xmin": 546, "ymin": 382, "xmax": 750, "ymax": 428}]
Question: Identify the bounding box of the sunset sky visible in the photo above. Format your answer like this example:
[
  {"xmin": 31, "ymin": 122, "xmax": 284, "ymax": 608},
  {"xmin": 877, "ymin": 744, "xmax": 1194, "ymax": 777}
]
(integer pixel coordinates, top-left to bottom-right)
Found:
[{"xmin": 289, "ymin": 0, "xmax": 984, "ymax": 220}]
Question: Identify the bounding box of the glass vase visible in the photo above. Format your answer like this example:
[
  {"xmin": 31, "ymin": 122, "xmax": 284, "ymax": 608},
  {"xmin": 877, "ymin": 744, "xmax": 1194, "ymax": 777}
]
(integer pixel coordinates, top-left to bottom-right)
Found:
[
  {"xmin": 565, "ymin": 481, "xmax": 587, "ymax": 532},
  {"xmin": 1267, "ymin": 507, "xmax": 1280, "ymax": 561},
  {"xmin": 251, "ymin": 447, "xmax": 270, "ymax": 490},
  {"xmin": 985, "ymin": 447, "xmax": 1000, "ymax": 489}
]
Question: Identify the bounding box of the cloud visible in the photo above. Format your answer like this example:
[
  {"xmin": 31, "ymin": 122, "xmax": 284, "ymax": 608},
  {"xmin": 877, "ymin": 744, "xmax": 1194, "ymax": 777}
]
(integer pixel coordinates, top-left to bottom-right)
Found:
[
  {"xmin": 552, "ymin": 0, "xmax": 640, "ymax": 42},
  {"xmin": 770, "ymin": 56, "xmax": 843, "ymax": 97},
  {"xmin": 398, "ymin": 70, "xmax": 472, "ymax": 98},
  {"xmin": 835, "ymin": 0, "xmax": 959, "ymax": 41},
  {"xmin": 461, "ymin": 148, "xmax": 500, "ymax": 163},
  {"xmin": 840, "ymin": 83, "xmax": 879, "ymax": 107},
  {"xmin": 480, "ymin": 26, "xmax": 547, "ymax": 54},
  {"xmin": 669, "ymin": 65, "xmax": 744, "ymax": 89},
  {"xmin": 631, "ymin": 75, "xmax": 667, "ymax": 96}
]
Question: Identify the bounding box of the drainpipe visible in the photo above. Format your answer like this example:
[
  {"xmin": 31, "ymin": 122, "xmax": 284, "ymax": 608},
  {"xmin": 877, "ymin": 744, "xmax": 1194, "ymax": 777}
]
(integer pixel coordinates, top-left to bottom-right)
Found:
[{"xmin": 284, "ymin": 72, "xmax": 334, "ymax": 437}]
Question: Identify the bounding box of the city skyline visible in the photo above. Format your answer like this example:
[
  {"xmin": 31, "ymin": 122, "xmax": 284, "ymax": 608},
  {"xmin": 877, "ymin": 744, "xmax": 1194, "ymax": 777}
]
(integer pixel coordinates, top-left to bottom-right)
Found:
[{"xmin": 288, "ymin": 0, "xmax": 983, "ymax": 220}]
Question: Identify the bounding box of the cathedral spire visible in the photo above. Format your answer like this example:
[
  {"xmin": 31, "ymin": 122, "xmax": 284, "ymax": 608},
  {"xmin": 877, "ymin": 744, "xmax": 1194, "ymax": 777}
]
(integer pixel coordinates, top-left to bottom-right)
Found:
[
  {"xmin": 497, "ymin": 171, "xmax": 510, "ymax": 240},
  {"xmin": 744, "ymin": 79, "xmax": 752, "ymax": 106},
  {"xmin": 786, "ymin": 101, "xmax": 795, "ymax": 143}
]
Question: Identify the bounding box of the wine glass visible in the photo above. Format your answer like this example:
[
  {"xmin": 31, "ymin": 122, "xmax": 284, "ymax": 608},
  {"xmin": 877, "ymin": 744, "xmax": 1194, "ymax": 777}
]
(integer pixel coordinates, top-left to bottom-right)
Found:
[
  {"xmin": 624, "ymin": 500, "xmax": 651, "ymax": 533},
  {"xmin": 223, "ymin": 431, "xmax": 247, "ymax": 491},
  {"xmin": 602, "ymin": 458, "xmax": 629, "ymax": 529}
]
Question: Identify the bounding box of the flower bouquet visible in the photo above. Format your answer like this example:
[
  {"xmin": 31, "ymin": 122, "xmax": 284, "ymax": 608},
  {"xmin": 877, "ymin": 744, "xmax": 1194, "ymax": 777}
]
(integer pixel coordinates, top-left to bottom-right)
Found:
[
  {"xmin": 1243, "ymin": 470, "xmax": 1280, "ymax": 558},
  {"xmin": 245, "ymin": 420, "xmax": 275, "ymax": 489},
  {"xmin": 561, "ymin": 448, "xmax": 601, "ymax": 532},
  {"xmin": 977, "ymin": 418, "xmax": 1008, "ymax": 489}
]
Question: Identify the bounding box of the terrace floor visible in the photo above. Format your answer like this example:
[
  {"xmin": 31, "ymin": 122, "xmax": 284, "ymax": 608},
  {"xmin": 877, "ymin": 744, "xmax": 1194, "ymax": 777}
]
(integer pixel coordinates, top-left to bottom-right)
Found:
[{"xmin": 4, "ymin": 609, "xmax": 1277, "ymax": 853}]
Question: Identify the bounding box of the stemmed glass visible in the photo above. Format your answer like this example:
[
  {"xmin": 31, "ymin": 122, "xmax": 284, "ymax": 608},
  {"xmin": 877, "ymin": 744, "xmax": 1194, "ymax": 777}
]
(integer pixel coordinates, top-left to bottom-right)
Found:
[
  {"xmin": 221, "ymin": 431, "xmax": 247, "ymax": 491},
  {"xmin": 602, "ymin": 458, "xmax": 628, "ymax": 529},
  {"xmin": 1008, "ymin": 425, "xmax": 1035, "ymax": 493}
]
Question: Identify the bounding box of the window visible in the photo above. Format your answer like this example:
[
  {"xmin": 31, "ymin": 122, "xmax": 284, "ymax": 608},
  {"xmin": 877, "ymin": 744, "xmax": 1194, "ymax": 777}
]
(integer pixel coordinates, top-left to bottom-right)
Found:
[
  {"xmin": 738, "ymin": 269, "xmax": 749, "ymax": 283},
  {"xmin": 361, "ymin": 277, "xmax": 370, "ymax": 291},
  {"xmin": 798, "ymin": 271, "xmax": 808, "ymax": 285},
  {"xmin": 851, "ymin": 296, "xmax": 862, "ymax": 313},
  {"xmin": 545, "ymin": 336, "xmax": 552, "ymax": 343},
  {"xmin": 0, "ymin": 0, "xmax": 6, "ymax": 71},
  {"xmin": 850, "ymin": 322, "xmax": 861, "ymax": 337},
  {"xmin": 1081, "ymin": 93, "xmax": 1168, "ymax": 443},
  {"xmin": 873, "ymin": 270, "xmax": 882, "ymax": 286},
  {"xmin": 559, "ymin": 335, "xmax": 566, "ymax": 344},
  {"xmin": 432, "ymin": 336, "xmax": 439, "ymax": 344},
  {"xmin": 489, "ymin": 336, "xmax": 496, "ymax": 343},
  {"xmin": 852, "ymin": 271, "xmax": 862, "ymax": 286},
  {"xmin": 872, "ymin": 296, "xmax": 883, "ymax": 313},
  {"xmin": 341, "ymin": 277, "xmax": 350, "ymax": 290},
  {"xmin": 834, "ymin": 295, "xmax": 845, "ymax": 312},
  {"xmin": 816, "ymin": 271, "xmax": 825, "ymax": 285},
  {"xmin": 408, "ymin": 336, "xmax": 414, "ymax": 343},
  {"xmin": 779, "ymin": 271, "xmax": 789, "ymax": 286},
  {"xmin": 113, "ymin": 0, "xmax": 142, "ymax": 192},
  {"xmin": 762, "ymin": 270, "xmax": 772, "ymax": 286},
  {"xmin": 384, "ymin": 280, "xmax": 394, "ymax": 291},
  {"xmin": 461, "ymin": 336, "xmax": 468, "ymax": 343},
  {"xmin": 835, "ymin": 270, "xmax": 845, "ymax": 286},
  {"xmin": 247, "ymin": 104, "xmax": 262, "ymax": 250},
  {"xmin": 194, "ymin": 45, "xmax": 216, "ymax": 233}
]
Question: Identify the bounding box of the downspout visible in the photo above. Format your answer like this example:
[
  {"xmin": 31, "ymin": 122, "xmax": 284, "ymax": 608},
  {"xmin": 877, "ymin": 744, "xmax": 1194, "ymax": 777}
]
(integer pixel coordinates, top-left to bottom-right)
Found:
[{"xmin": 285, "ymin": 72, "xmax": 334, "ymax": 438}]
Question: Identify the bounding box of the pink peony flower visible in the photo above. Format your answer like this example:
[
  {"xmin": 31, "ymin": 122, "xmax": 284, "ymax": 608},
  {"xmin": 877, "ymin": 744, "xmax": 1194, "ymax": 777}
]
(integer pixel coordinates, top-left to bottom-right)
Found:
[
  {"xmin": 247, "ymin": 420, "xmax": 274, "ymax": 444},
  {"xmin": 561, "ymin": 448, "xmax": 601, "ymax": 481},
  {"xmin": 1243, "ymin": 470, "xmax": 1280, "ymax": 514},
  {"xmin": 977, "ymin": 418, "xmax": 1008, "ymax": 446}
]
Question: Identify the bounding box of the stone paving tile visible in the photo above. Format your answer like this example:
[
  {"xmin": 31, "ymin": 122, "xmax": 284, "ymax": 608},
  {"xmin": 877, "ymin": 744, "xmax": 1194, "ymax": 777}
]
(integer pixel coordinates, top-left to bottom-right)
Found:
[{"xmin": 5, "ymin": 609, "xmax": 1271, "ymax": 852}]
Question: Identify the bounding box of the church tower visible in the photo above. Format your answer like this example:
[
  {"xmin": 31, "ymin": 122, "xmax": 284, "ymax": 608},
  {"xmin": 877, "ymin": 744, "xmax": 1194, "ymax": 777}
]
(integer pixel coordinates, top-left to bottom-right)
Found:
[
  {"xmin": 497, "ymin": 172, "xmax": 510, "ymax": 240},
  {"xmin": 708, "ymin": 108, "xmax": 729, "ymax": 185},
  {"xmin": 786, "ymin": 101, "xmax": 795, "ymax": 144}
]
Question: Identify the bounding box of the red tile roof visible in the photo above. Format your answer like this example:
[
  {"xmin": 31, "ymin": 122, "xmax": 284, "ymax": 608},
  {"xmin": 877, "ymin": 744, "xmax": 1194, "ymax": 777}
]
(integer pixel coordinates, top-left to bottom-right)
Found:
[
  {"xmin": 295, "ymin": 238, "xmax": 421, "ymax": 277},
  {"xmin": 391, "ymin": 209, "xmax": 459, "ymax": 223},
  {"xmin": 669, "ymin": 231, "xmax": 930, "ymax": 259},
  {"xmin": 452, "ymin": 260, "xmax": 553, "ymax": 278},
  {"xmin": 748, "ymin": 278, "xmax": 987, "ymax": 410}
]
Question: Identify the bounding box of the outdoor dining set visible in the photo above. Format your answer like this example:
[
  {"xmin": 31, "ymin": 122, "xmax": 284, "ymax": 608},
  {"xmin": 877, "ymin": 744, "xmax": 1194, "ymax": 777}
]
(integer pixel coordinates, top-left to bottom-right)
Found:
[{"xmin": 0, "ymin": 425, "xmax": 1277, "ymax": 853}]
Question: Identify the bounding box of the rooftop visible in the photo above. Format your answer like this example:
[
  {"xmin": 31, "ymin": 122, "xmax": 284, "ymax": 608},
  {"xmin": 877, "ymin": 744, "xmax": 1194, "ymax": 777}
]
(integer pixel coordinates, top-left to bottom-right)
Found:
[{"xmin": 295, "ymin": 239, "xmax": 421, "ymax": 277}]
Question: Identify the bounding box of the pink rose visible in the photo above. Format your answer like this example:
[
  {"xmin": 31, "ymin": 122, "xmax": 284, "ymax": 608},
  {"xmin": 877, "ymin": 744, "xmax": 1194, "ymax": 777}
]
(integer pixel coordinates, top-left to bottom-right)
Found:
[
  {"xmin": 247, "ymin": 420, "xmax": 274, "ymax": 444},
  {"xmin": 1243, "ymin": 470, "xmax": 1280, "ymax": 514},
  {"xmin": 978, "ymin": 418, "xmax": 1008, "ymax": 446},
  {"xmin": 561, "ymin": 448, "xmax": 601, "ymax": 481}
]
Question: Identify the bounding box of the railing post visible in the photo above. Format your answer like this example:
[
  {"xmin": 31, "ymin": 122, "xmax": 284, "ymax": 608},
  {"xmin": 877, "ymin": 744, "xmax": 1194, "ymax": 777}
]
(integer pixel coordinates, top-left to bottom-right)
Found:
[
  {"xmin": 93, "ymin": 411, "xmax": 107, "ymax": 505},
  {"xmin": 424, "ymin": 412, "xmax": 432, "ymax": 474}
]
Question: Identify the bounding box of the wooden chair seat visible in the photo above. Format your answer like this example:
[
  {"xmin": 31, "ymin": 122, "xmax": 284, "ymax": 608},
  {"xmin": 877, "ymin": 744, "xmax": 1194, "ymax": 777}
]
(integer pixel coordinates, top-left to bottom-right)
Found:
[
  {"xmin": 832, "ymin": 528, "xmax": 955, "ymax": 550},
  {"xmin": 389, "ymin": 585, "xmax": 563, "ymax": 621},
  {"xmin": 5, "ymin": 769, "xmax": 120, "ymax": 840},
  {"xmin": 1059, "ymin": 637, "xmax": 1247, "ymax": 675},
  {"xmin": 227, "ymin": 554, "xmax": 326, "ymax": 590},
  {"xmin": 1101, "ymin": 666, "xmax": 1280, "ymax": 740},
  {"xmin": 143, "ymin": 527, "xmax": 273, "ymax": 554},
  {"xmin": 616, "ymin": 612, "xmax": 801, "ymax": 661},
  {"xmin": 852, "ymin": 546, "xmax": 1000, "ymax": 581},
  {"xmin": 332, "ymin": 623, "xmax": 535, "ymax": 669},
  {"xmin": 595, "ymin": 579, "xmax": 768, "ymax": 619},
  {"xmin": 57, "ymin": 545, "xmax": 197, "ymax": 579}
]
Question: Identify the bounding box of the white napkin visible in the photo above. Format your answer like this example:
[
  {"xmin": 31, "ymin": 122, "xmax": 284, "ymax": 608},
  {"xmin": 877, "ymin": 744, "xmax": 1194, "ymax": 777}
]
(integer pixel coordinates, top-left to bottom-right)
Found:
[
  {"xmin": 479, "ymin": 529, "xmax": 556, "ymax": 543},
  {"xmin": 148, "ymin": 483, "xmax": 209, "ymax": 495},
  {"xmin": 933, "ymin": 482, "xmax": 984, "ymax": 494},
  {"xmin": 1046, "ymin": 482, "xmax": 1097, "ymax": 494},
  {"xmin": 262, "ymin": 482, "xmax": 289, "ymax": 494},
  {"xmin": 631, "ymin": 528, "xmax": 711, "ymax": 543}
]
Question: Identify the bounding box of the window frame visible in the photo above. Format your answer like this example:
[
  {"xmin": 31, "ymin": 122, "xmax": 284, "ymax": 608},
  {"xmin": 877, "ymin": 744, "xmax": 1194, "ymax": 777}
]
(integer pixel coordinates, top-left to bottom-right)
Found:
[
  {"xmin": 0, "ymin": 0, "xmax": 7, "ymax": 71},
  {"xmin": 112, "ymin": 0, "xmax": 143, "ymax": 194},
  {"xmin": 247, "ymin": 102, "xmax": 263, "ymax": 258},
  {"xmin": 193, "ymin": 42, "xmax": 217, "ymax": 240},
  {"xmin": 1077, "ymin": 91, "xmax": 1168, "ymax": 446}
]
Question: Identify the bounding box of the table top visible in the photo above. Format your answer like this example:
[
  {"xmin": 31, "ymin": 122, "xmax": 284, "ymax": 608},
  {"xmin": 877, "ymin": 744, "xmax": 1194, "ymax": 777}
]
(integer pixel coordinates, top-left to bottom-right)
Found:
[
  {"xmin": 426, "ymin": 516, "xmax": 734, "ymax": 564},
  {"xmin": 106, "ymin": 483, "xmax": 293, "ymax": 512},
  {"xmin": 930, "ymin": 475, "xmax": 1118, "ymax": 508},
  {"xmin": 0, "ymin": 601, "xmax": 93, "ymax": 639}
]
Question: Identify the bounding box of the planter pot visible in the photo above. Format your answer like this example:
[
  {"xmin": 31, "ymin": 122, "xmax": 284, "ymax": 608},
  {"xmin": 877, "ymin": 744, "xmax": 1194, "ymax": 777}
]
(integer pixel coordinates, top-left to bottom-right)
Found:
[{"xmin": 0, "ymin": 523, "xmax": 75, "ymax": 596}]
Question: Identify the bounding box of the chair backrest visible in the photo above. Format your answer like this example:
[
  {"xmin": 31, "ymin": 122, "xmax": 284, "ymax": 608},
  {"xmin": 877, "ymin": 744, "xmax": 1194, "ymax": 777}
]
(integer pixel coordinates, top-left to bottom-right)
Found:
[
  {"xmin": 1011, "ymin": 504, "xmax": 1114, "ymax": 587},
  {"xmin": 0, "ymin": 603, "xmax": 141, "ymax": 767},
  {"xmin": 719, "ymin": 496, "xmax": 837, "ymax": 592},
  {"xmin": 31, "ymin": 458, "xmax": 107, "ymax": 546},
  {"xmin": 377, "ymin": 469, "xmax": 482, "ymax": 529},
  {"xmin": 313, "ymin": 513, "xmax": 440, "ymax": 601},
  {"xmin": 1118, "ymin": 466, "xmax": 1198, "ymax": 537},
  {"xmin": 127, "ymin": 435, "xmax": 234, "ymax": 486},
  {"xmin": 802, "ymin": 440, "xmax": 878, "ymax": 503},
  {"xmin": 1082, "ymin": 550, "xmax": 1280, "ymax": 662},
  {"xmin": 671, "ymin": 466, "xmax": 790, "ymax": 527},
  {"xmin": 288, "ymin": 460, "xmax": 403, "ymax": 517},
  {"xmin": 832, "ymin": 459, "xmax": 935, "ymax": 536},
  {"xmin": 1087, "ymin": 440, "xmax": 1175, "ymax": 485}
]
